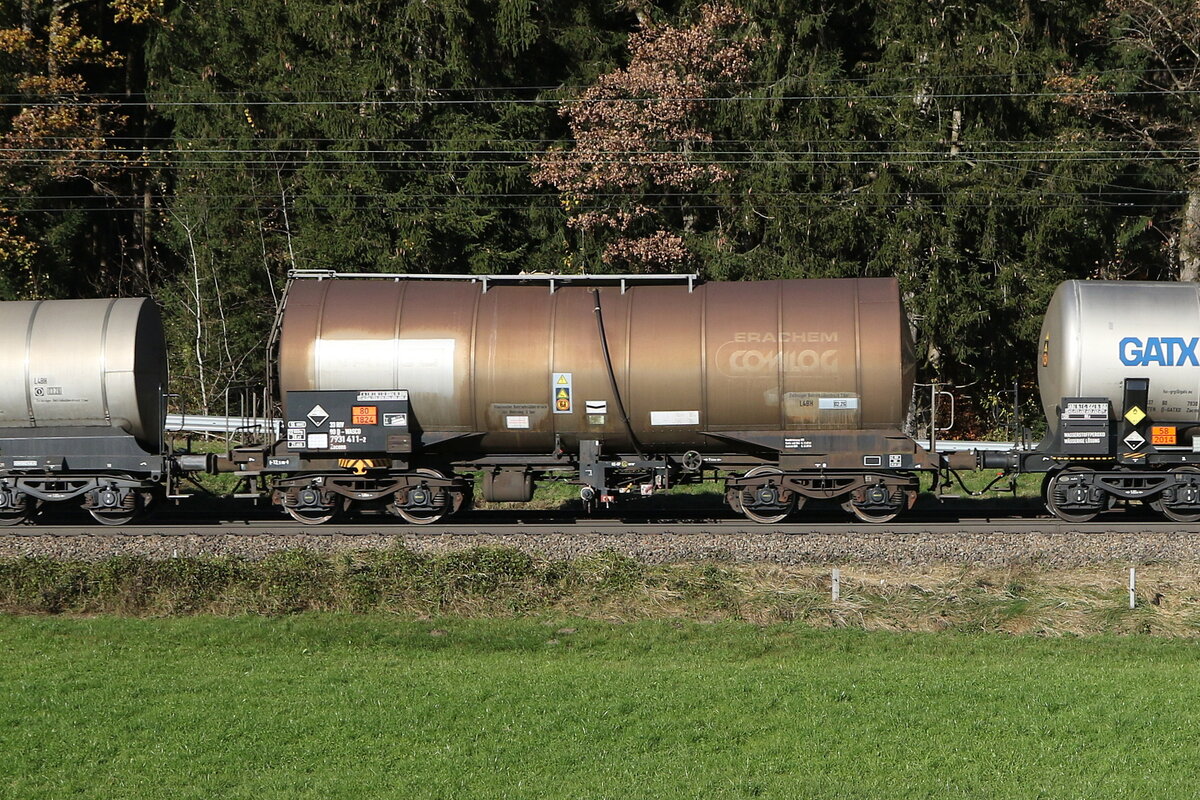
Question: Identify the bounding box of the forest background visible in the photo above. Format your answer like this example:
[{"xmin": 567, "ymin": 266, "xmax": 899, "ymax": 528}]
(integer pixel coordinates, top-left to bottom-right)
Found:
[{"xmin": 1, "ymin": 0, "xmax": 1197, "ymax": 436}]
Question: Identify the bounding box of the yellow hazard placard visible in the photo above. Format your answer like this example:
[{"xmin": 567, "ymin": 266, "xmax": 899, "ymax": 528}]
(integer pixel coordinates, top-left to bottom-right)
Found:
[
  {"xmin": 552, "ymin": 372, "xmax": 572, "ymax": 413},
  {"xmin": 1124, "ymin": 406, "xmax": 1146, "ymax": 425}
]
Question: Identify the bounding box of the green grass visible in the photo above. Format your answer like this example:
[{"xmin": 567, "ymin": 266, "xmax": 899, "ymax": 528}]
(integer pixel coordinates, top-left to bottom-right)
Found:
[
  {"xmin": 943, "ymin": 468, "xmax": 1043, "ymax": 498},
  {"xmin": 2, "ymin": 615, "xmax": 1199, "ymax": 799}
]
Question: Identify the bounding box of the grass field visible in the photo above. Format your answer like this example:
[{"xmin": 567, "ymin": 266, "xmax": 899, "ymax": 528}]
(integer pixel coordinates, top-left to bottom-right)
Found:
[{"xmin": 3, "ymin": 615, "xmax": 1200, "ymax": 799}]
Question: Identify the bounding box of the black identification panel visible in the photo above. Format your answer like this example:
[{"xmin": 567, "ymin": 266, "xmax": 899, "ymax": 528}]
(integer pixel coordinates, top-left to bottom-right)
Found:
[
  {"xmin": 1058, "ymin": 397, "xmax": 1112, "ymax": 455},
  {"xmin": 285, "ymin": 390, "xmax": 411, "ymax": 454}
]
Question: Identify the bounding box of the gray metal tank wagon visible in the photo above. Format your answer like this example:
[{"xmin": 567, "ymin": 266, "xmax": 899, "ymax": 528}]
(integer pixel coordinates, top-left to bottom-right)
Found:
[
  {"xmin": 981, "ymin": 280, "xmax": 1200, "ymax": 522},
  {"xmin": 0, "ymin": 298, "xmax": 168, "ymax": 525}
]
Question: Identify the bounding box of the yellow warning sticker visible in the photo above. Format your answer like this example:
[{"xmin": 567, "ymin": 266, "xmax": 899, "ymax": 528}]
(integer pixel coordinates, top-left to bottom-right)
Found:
[
  {"xmin": 552, "ymin": 372, "xmax": 573, "ymax": 414},
  {"xmin": 1124, "ymin": 406, "xmax": 1146, "ymax": 425}
]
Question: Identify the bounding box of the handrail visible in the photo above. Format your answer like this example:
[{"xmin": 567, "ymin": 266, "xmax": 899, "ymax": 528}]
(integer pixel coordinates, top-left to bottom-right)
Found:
[{"xmin": 286, "ymin": 269, "xmax": 700, "ymax": 293}]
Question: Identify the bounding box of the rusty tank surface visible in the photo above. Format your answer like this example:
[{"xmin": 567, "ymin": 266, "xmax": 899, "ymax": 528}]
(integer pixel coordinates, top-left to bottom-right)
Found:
[{"xmin": 277, "ymin": 273, "xmax": 915, "ymax": 453}]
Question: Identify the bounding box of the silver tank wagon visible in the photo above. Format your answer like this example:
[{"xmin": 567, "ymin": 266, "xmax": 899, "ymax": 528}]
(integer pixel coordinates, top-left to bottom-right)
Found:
[
  {"xmin": 1021, "ymin": 280, "xmax": 1200, "ymax": 523},
  {"xmin": 0, "ymin": 298, "xmax": 167, "ymax": 449},
  {"xmin": 0, "ymin": 298, "xmax": 167, "ymax": 526}
]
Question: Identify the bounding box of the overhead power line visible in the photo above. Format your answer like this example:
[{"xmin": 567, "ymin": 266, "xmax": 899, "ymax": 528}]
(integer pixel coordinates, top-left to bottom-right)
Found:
[
  {"xmin": 2, "ymin": 87, "xmax": 1200, "ymax": 109},
  {"xmin": 16, "ymin": 135, "xmax": 1200, "ymax": 146},
  {"xmin": 7, "ymin": 70, "xmax": 1197, "ymax": 101},
  {"xmin": 3, "ymin": 146, "xmax": 1195, "ymax": 157},
  {"xmin": 8, "ymin": 199, "xmax": 1175, "ymax": 213}
]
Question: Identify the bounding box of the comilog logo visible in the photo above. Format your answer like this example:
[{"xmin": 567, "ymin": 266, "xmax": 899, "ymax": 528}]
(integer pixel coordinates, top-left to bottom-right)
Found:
[{"xmin": 1119, "ymin": 337, "xmax": 1200, "ymax": 366}]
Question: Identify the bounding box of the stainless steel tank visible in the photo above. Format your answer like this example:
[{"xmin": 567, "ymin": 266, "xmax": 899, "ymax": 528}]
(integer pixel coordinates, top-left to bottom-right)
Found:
[
  {"xmin": 1039, "ymin": 280, "xmax": 1200, "ymax": 431},
  {"xmin": 278, "ymin": 276, "xmax": 915, "ymax": 452},
  {"xmin": 0, "ymin": 298, "xmax": 167, "ymax": 450}
]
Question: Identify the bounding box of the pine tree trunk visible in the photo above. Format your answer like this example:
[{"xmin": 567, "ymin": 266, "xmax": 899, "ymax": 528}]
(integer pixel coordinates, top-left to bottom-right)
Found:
[
  {"xmin": 1180, "ymin": 173, "xmax": 1200, "ymax": 282},
  {"xmin": 20, "ymin": 0, "xmax": 34, "ymax": 71}
]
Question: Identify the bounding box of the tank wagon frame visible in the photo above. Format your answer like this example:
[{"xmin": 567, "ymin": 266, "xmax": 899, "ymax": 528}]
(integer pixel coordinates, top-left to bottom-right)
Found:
[{"xmin": 201, "ymin": 271, "xmax": 945, "ymax": 525}]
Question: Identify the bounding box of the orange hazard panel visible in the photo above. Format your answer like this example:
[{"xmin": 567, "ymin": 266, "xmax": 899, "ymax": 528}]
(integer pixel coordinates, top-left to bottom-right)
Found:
[
  {"xmin": 1151, "ymin": 426, "xmax": 1176, "ymax": 445},
  {"xmin": 352, "ymin": 405, "xmax": 378, "ymax": 425}
]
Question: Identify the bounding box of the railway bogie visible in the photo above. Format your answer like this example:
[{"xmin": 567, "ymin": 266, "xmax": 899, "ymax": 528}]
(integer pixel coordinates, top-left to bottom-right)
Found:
[{"xmin": 269, "ymin": 467, "xmax": 470, "ymax": 525}]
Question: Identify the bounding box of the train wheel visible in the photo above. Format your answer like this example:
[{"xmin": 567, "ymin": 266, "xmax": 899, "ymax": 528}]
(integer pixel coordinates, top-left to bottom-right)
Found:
[
  {"xmin": 0, "ymin": 492, "xmax": 32, "ymax": 526},
  {"xmin": 736, "ymin": 467, "xmax": 799, "ymax": 524},
  {"xmin": 841, "ymin": 500, "xmax": 900, "ymax": 524},
  {"xmin": 389, "ymin": 468, "xmax": 455, "ymax": 525},
  {"xmin": 1044, "ymin": 468, "xmax": 1103, "ymax": 523},
  {"xmin": 1154, "ymin": 467, "xmax": 1200, "ymax": 523},
  {"xmin": 1153, "ymin": 502, "xmax": 1200, "ymax": 524},
  {"xmin": 88, "ymin": 508, "xmax": 139, "ymax": 526},
  {"xmin": 841, "ymin": 485, "xmax": 911, "ymax": 524},
  {"xmin": 84, "ymin": 487, "xmax": 144, "ymax": 526},
  {"xmin": 0, "ymin": 508, "xmax": 30, "ymax": 526},
  {"xmin": 741, "ymin": 503, "xmax": 795, "ymax": 524},
  {"xmin": 285, "ymin": 505, "xmax": 338, "ymax": 525},
  {"xmin": 283, "ymin": 486, "xmax": 343, "ymax": 525}
]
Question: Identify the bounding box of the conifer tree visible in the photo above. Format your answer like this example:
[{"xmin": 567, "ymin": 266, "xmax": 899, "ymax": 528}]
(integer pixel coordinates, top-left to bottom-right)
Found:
[{"xmin": 1049, "ymin": 0, "xmax": 1200, "ymax": 280}]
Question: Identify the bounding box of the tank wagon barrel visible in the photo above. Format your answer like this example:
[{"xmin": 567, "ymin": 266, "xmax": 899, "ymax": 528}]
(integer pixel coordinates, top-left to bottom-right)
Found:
[{"xmin": 277, "ymin": 273, "xmax": 914, "ymax": 452}]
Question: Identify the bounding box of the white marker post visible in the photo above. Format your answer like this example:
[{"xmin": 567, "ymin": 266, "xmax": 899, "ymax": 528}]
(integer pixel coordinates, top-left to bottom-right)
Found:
[
  {"xmin": 832, "ymin": 568, "xmax": 841, "ymax": 603},
  {"xmin": 1129, "ymin": 567, "xmax": 1136, "ymax": 610}
]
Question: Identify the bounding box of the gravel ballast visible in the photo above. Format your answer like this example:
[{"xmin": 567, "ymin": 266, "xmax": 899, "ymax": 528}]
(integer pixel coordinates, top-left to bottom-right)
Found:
[{"xmin": 5, "ymin": 526, "xmax": 1200, "ymax": 566}]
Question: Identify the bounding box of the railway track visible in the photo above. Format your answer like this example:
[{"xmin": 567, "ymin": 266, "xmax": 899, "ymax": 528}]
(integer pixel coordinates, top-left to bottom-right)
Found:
[
  {"xmin": 3, "ymin": 501, "xmax": 1200, "ymax": 567},
  {"xmin": 0, "ymin": 494, "xmax": 1191, "ymax": 534},
  {"xmin": 1, "ymin": 516, "xmax": 1199, "ymax": 537}
]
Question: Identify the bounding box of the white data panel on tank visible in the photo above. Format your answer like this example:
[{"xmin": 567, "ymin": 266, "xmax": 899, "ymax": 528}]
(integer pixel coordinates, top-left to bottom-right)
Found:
[
  {"xmin": 316, "ymin": 338, "xmax": 456, "ymax": 398},
  {"xmin": 650, "ymin": 410, "xmax": 700, "ymax": 426}
]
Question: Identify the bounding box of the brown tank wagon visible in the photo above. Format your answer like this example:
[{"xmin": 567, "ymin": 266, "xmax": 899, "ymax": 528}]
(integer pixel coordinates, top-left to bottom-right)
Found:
[{"xmin": 260, "ymin": 271, "xmax": 940, "ymax": 524}]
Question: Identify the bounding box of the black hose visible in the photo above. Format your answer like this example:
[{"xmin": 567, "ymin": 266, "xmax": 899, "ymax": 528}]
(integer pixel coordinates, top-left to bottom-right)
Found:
[{"xmin": 591, "ymin": 289, "xmax": 645, "ymax": 459}]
